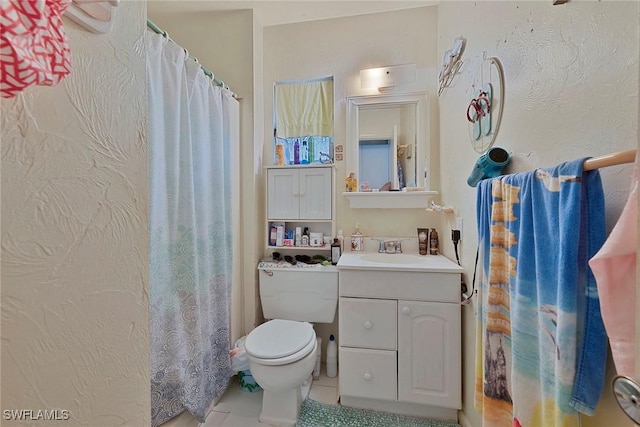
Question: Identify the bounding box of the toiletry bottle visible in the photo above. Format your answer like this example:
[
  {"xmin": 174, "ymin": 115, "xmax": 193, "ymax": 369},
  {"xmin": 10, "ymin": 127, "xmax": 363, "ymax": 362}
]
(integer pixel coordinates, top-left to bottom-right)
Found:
[
  {"xmin": 275, "ymin": 140, "xmax": 285, "ymax": 166},
  {"xmin": 294, "ymin": 139, "xmax": 300, "ymax": 164},
  {"xmin": 337, "ymin": 230, "xmax": 344, "ymax": 253},
  {"xmin": 308, "ymin": 136, "xmax": 315, "ymax": 164},
  {"xmin": 418, "ymin": 228, "xmax": 428, "ymax": 255},
  {"xmin": 331, "ymin": 238, "xmax": 341, "ymax": 265},
  {"xmin": 351, "ymin": 223, "xmax": 363, "ymax": 251},
  {"xmin": 295, "ymin": 227, "xmax": 302, "ymax": 247},
  {"xmin": 300, "ymin": 141, "xmax": 309, "ymax": 164},
  {"xmin": 429, "ymin": 228, "xmax": 439, "ymax": 255},
  {"xmin": 345, "ymin": 173, "xmax": 358, "ymax": 192},
  {"xmin": 326, "ymin": 335, "xmax": 338, "ymax": 378}
]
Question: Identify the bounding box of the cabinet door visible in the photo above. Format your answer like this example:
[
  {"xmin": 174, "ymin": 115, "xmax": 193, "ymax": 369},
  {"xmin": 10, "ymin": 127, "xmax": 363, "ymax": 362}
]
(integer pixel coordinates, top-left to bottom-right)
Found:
[
  {"xmin": 298, "ymin": 167, "xmax": 331, "ymax": 219},
  {"xmin": 267, "ymin": 169, "xmax": 299, "ymax": 219},
  {"xmin": 397, "ymin": 300, "xmax": 461, "ymax": 408}
]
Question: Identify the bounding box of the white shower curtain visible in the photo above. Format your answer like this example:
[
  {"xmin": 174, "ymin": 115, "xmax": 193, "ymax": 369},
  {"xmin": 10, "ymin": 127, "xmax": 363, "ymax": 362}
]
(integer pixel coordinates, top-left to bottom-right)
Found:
[{"xmin": 146, "ymin": 32, "xmax": 238, "ymax": 426}]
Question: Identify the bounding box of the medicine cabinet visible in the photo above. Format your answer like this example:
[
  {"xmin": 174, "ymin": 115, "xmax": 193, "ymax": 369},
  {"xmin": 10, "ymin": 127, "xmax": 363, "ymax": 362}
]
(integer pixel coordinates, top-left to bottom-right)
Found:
[{"xmin": 345, "ymin": 92, "xmax": 436, "ymax": 209}]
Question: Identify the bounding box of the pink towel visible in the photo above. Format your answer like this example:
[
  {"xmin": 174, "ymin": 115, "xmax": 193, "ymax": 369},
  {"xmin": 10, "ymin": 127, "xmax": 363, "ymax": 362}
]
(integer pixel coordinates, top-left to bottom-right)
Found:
[
  {"xmin": 0, "ymin": 0, "xmax": 72, "ymax": 98},
  {"xmin": 589, "ymin": 162, "xmax": 637, "ymax": 376}
]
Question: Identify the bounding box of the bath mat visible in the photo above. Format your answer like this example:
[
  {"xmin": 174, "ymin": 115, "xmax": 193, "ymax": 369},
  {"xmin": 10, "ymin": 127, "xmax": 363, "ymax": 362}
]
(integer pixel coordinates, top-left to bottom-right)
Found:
[{"xmin": 295, "ymin": 399, "xmax": 461, "ymax": 427}]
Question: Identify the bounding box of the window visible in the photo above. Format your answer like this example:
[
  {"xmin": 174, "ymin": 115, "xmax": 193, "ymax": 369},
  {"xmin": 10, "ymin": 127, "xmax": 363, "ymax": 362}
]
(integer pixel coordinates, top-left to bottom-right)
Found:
[{"xmin": 273, "ymin": 77, "xmax": 334, "ymax": 165}]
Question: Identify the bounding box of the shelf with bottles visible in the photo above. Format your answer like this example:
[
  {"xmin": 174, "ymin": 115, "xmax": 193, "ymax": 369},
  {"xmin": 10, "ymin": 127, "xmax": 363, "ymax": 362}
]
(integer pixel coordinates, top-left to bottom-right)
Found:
[{"xmin": 266, "ymin": 221, "xmax": 333, "ymax": 251}]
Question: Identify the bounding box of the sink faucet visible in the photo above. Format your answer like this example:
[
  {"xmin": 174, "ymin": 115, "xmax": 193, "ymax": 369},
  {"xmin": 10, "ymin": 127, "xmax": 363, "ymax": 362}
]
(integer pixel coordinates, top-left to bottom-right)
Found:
[
  {"xmin": 372, "ymin": 238, "xmax": 386, "ymax": 253},
  {"xmin": 385, "ymin": 240, "xmax": 402, "ymax": 254},
  {"xmin": 371, "ymin": 239, "xmax": 407, "ymax": 254}
]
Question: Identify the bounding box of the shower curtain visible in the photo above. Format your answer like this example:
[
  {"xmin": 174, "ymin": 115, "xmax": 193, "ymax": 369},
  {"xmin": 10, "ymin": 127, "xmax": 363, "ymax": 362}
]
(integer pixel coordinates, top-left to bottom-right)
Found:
[{"xmin": 147, "ymin": 32, "xmax": 238, "ymax": 426}]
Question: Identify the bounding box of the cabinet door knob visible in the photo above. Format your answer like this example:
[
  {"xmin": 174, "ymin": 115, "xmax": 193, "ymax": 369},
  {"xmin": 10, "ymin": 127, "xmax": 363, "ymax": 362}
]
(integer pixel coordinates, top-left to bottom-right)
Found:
[
  {"xmin": 293, "ymin": 192, "xmax": 299, "ymax": 197},
  {"xmin": 363, "ymin": 320, "xmax": 372, "ymax": 329},
  {"xmin": 401, "ymin": 306, "xmax": 411, "ymax": 315},
  {"xmin": 363, "ymin": 371, "xmax": 372, "ymax": 381},
  {"xmin": 299, "ymin": 191, "xmax": 305, "ymax": 196}
]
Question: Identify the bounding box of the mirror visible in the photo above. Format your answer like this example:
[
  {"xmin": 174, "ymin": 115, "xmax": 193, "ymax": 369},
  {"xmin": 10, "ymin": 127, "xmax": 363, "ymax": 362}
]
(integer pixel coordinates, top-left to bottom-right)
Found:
[{"xmin": 347, "ymin": 92, "xmax": 428, "ymax": 192}]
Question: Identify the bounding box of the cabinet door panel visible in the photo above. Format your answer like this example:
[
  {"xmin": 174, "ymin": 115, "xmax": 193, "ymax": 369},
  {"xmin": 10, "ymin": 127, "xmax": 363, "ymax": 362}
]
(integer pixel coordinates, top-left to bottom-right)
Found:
[
  {"xmin": 397, "ymin": 300, "xmax": 461, "ymax": 408},
  {"xmin": 339, "ymin": 347, "xmax": 397, "ymax": 401},
  {"xmin": 299, "ymin": 168, "xmax": 331, "ymax": 219},
  {"xmin": 267, "ymin": 169, "xmax": 299, "ymax": 219},
  {"xmin": 339, "ymin": 297, "xmax": 397, "ymax": 350}
]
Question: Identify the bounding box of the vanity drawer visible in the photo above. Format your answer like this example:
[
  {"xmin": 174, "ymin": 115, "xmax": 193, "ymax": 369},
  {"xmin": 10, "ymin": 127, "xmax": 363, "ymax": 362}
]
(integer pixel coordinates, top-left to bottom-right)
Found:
[
  {"xmin": 339, "ymin": 297, "xmax": 397, "ymax": 350},
  {"xmin": 339, "ymin": 347, "xmax": 397, "ymax": 401},
  {"xmin": 339, "ymin": 270, "xmax": 460, "ymax": 302}
]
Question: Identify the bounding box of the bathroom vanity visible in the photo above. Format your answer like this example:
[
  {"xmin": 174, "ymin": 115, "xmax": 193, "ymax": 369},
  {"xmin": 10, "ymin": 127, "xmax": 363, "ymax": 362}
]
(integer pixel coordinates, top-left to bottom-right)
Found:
[{"xmin": 336, "ymin": 252, "xmax": 463, "ymax": 421}]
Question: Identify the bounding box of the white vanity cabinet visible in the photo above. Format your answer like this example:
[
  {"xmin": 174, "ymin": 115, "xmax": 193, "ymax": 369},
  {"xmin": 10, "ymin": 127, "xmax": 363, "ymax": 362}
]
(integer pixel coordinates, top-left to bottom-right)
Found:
[{"xmin": 337, "ymin": 263, "xmax": 461, "ymax": 421}]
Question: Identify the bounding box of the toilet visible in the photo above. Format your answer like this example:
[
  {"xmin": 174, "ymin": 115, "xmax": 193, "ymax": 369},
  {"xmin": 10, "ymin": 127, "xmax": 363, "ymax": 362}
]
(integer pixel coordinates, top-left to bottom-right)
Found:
[{"xmin": 245, "ymin": 266, "xmax": 338, "ymax": 426}]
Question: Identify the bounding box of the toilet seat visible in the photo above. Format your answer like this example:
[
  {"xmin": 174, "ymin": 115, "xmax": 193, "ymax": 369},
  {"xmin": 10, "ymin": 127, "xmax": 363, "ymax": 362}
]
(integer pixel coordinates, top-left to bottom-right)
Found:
[{"xmin": 245, "ymin": 319, "xmax": 316, "ymax": 366}]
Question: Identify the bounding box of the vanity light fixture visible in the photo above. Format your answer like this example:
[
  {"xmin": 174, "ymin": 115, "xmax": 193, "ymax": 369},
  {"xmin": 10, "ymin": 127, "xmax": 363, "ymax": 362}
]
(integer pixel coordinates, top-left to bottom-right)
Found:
[{"xmin": 360, "ymin": 64, "xmax": 416, "ymax": 91}]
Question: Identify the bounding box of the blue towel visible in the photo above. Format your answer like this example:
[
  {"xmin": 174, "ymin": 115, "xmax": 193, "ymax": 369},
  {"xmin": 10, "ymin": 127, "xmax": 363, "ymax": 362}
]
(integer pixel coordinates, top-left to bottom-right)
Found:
[{"xmin": 474, "ymin": 158, "xmax": 607, "ymax": 426}]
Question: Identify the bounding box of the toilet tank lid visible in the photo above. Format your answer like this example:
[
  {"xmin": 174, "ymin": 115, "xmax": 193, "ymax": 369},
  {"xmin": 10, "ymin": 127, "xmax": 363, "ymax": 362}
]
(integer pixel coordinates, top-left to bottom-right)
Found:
[{"xmin": 245, "ymin": 319, "xmax": 315, "ymax": 359}]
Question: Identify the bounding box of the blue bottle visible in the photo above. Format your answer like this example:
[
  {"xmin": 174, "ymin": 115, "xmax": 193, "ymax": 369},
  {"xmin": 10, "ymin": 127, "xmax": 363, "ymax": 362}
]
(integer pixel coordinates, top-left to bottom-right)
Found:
[{"xmin": 300, "ymin": 141, "xmax": 309, "ymax": 165}]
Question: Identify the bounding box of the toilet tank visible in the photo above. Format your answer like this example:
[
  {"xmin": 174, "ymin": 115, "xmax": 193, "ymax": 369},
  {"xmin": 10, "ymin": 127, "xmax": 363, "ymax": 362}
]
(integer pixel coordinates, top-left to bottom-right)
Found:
[{"xmin": 258, "ymin": 265, "xmax": 338, "ymax": 323}]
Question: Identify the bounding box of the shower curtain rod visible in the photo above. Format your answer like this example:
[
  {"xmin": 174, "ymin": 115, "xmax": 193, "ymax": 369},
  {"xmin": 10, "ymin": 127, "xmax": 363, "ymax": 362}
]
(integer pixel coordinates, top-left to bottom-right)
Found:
[
  {"xmin": 146, "ymin": 19, "xmax": 238, "ymax": 99},
  {"xmin": 583, "ymin": 149, "xmax": 636, "ymax": 171}
]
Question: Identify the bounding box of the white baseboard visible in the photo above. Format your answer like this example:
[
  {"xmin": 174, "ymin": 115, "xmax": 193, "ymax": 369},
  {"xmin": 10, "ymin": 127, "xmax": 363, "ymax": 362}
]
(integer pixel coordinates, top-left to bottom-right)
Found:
[{"xmin": 458, "ymin": 411, "xmax": 473, "ymax": 427}]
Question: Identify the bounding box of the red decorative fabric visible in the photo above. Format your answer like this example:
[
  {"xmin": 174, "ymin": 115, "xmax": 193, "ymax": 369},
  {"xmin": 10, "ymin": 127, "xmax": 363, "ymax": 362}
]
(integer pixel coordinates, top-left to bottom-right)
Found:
[{"xmin": 1, "ymin": 0, "xmax": 72, "ymax": 98}]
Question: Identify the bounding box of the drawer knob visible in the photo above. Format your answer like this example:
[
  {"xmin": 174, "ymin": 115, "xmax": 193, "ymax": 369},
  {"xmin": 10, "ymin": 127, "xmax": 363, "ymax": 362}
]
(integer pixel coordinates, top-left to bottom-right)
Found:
[
  {"xmin": 401, "ymin": 306, "xmax": 411, "ymax": 315},
  {"xmin": 363, "ymin": 371, "xmax": 372, "ymax": 381},
  {"xmin": 363, "ymin": 320, "xmax": 373, "ymax": 329}
]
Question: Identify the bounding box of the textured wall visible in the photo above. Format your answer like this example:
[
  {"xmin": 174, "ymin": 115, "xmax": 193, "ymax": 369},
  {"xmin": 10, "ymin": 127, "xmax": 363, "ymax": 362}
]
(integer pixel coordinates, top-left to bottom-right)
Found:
[
  {"xmin": 1, "ymin": 2, "xmax": 150, "ymax": 425},
  {"xmin": 437, "ymin": 2, "xmax": 639, "ymax": 426}
]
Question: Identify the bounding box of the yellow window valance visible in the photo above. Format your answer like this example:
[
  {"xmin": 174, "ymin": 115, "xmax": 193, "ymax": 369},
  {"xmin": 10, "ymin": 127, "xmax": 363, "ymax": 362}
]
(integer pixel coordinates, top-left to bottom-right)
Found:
[{"xmin": 275, "ymin": 78, "xmax": 333, "ymax": 138}]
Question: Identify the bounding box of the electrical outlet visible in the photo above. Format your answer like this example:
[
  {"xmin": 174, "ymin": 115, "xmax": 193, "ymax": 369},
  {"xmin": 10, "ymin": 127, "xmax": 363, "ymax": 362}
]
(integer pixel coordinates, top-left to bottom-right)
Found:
[{"xmin": 456, "ymin": 217, "xmax": 463, "ymax": 240}]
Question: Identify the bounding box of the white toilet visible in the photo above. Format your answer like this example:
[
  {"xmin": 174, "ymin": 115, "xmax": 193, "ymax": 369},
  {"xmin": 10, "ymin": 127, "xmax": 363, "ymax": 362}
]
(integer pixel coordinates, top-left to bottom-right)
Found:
[{"xmin": 245, "ymin": 267, "xmax": 338, "ymax": 426}]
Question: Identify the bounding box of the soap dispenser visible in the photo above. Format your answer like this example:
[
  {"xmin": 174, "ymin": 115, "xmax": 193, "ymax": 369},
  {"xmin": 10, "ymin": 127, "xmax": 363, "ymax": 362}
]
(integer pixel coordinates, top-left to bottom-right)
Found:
[{"xmin": 351, "ymin": 223, "xmax": 363, "ymax": 252}]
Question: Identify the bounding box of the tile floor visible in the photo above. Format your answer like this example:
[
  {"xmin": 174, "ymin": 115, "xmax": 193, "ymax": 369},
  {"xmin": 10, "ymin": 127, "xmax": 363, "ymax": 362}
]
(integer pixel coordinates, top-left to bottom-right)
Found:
[{"xmin": 201, "ymin": 364, "xmax": 339, "ymax": 427}]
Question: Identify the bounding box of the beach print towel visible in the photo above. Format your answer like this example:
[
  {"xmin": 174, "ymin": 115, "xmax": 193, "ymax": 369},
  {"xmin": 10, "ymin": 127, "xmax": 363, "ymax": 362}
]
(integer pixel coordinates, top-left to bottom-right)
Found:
[{"xmin": 474, "ymin": 159, "xmax": 608, "ymax": 427}]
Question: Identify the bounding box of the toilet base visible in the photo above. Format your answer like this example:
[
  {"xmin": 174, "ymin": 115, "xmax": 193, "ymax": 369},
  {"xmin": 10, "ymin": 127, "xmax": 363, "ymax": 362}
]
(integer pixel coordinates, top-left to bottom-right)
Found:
[
  {"xmin": 258, "ymin": 381, "xmax": 305, "ymax": 426},
  {"xmin": 300, "ymin": 374, "xmax": 313, "ymax": 400}
]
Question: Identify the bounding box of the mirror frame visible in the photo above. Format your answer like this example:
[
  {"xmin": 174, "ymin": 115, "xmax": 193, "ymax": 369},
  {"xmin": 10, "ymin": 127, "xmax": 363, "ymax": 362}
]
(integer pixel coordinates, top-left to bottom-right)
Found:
[{"xmin": 346, "ymin": 92, "xmax": 429, "ymax": 193}]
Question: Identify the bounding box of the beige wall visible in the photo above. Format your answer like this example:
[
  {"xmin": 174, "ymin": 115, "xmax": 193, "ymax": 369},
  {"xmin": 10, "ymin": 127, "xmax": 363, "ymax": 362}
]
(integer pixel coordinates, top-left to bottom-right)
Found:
[
  {"xmin": 264, "ymin": 6, "xmax": 442, "ymax": 240},
  {"xmin": 263, "ymin": 5, "xmax": 442, "ymax": 354},
  {"xmin": 437, "ymin": 1, "xmax": 639, "ymax": 426},
  {"xmin": 0, "ymin": 2, "xmax": 150, "ymax": 425}
]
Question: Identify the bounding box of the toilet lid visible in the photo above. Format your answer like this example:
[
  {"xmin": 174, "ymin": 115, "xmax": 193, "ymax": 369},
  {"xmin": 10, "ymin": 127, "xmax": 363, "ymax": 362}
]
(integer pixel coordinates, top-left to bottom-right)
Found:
[{"xmin": 245, "ymin": 319, "xmax": 315, "ymax": 359}]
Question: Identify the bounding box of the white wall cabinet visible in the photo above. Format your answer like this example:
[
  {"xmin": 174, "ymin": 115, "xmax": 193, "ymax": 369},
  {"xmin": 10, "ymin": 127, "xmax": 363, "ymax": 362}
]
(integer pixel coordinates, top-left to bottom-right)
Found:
[
  {"xmin": 265, "ymin": 165, "xmax": 334, "ymax": 251},
  {"xmin": 267, "ymin": 166, "xmax": 331, "ymax": 220},
  {"xmin": 338, "ymin": 268, "xmax": 461, "ymax": 421}
]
